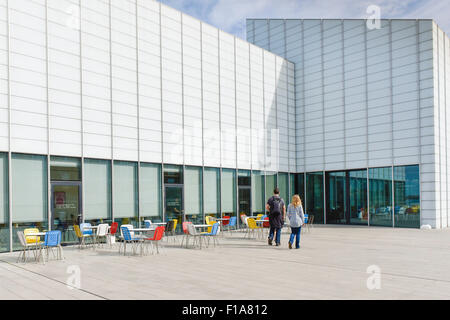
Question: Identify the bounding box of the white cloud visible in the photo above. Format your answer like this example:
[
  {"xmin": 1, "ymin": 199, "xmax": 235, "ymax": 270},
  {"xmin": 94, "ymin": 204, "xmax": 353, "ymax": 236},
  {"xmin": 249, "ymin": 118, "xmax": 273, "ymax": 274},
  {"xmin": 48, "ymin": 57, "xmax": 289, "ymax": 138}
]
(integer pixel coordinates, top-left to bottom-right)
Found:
[{"xmin": 159, "ymin": 0, "xmax": 450, "ymax": 39}]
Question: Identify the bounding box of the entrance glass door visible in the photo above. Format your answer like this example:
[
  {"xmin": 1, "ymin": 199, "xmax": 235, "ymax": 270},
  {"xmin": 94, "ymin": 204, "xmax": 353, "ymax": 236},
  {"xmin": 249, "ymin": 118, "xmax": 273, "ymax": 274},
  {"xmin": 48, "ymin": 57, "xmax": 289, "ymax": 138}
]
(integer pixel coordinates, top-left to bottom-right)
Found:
[
  {"xmin": 325, "ymin": 169, "xmax": 368, "ymax": 225},
  {"xmin": 238, "ymin": 187, "xmax": 251, "ymax": 217},
  {"xmin": 165, "ymin": 185, "xmax": 183, "ymax": 233},
  {"xmin": 51, "ymin": 182, "xmax": 81, "ymax": 244}
]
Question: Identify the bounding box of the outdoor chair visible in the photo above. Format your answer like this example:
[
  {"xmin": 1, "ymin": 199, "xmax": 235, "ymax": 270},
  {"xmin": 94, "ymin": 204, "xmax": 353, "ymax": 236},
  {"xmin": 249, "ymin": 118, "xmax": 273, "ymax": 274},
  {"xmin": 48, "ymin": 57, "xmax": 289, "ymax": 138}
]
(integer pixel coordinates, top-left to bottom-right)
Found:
[
  {"xmin": 180, "ymin": 221, "xmax": 193, "ymax": 248},
  {"xmin": 246, "ymin": 218, "xmax": 261, "ymax": 239},
  {"xmin": 43, "ymin": 231, "xmax": 64, "ymax": 263},
  {"xmin": 120, "ymin": 226, "xmax": 145, "ymax": 256},
  {"xmin": 106, "ymin": 222, "xmax": 118, "ymax": 248},
  {"xmin": 201, "ymin": 223, "xmax": 220, "ymax": 248},
  {"xmin": 95, "ymin": 224, "xmax": 109, "ymax": 249},
  {"xmin": 223, "ymin": 216, "xmax": 237, "ymax": 235},
  {"xmin": 17, "ymin": 231, "xmax": 42, "ymax": 263},
  {"xmin": 144, "ymin": 226, "xmax": 165, "ymax": 255},
  {"xmin": 24, "ymin": 228, "xmax": 41, "ymax": 245},
  {"xmin": 186, "ymin": 223, "xmax": 204, "ymax": 249},
  {"xmin": 74, "ymin": 224, "xmax": 93, "ymax": 249},
  {"xmin": 118, "ymin": 224, "xmax": 135, "ymax": 253}
]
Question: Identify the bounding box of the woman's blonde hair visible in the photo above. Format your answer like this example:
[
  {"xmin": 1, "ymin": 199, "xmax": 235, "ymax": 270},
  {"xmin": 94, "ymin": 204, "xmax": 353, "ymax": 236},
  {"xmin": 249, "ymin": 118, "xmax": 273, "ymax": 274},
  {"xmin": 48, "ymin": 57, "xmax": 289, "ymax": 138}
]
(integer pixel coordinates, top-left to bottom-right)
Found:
[{"xmin": 291, "ymin": 194, "xmax": 302, "ymax": 208}]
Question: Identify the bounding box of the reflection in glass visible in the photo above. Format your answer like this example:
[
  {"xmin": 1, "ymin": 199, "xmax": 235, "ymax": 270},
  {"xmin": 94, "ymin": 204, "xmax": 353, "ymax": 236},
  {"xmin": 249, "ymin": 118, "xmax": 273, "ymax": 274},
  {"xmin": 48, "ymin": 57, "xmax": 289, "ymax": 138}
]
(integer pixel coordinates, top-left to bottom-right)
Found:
[
  {"xmin": 185, "ymin": 166, "xmax": 203, "ymax": 226},
  {"xmin": 204, "ymin": 167, "xmax": 220, "ymax": 220},
  {"xmin": 238, "ymin": 170, "xmax": 251, "ymax": 186},
  {"xmin": 11, "ymin": 154, "xmax": 48, "ymax": 250},
  {"xmin": 221, "ymin": 169, "xmax": 236, "ymax": 221},
  {"xmin": 51, "ymin": 183, "xmax": 80, "ymax": 244},
  {"xmin": 295, "ymin": 173, "xmax": 305, "ymax": 205},
  {"xmin": 394, "ymin": 165, "xmax": 420, "ymax": 228},
  {"xmin": 278, "ymin": 172, "xmax": 289, "ymax": 204},
  {"xmin": 165, "ymin": 185, "xmax": 183, "ymax": 230},
  {"xmin": 289, "ymin": 173, "xmax": 295, "ymax": 200},
  {"xmin": 265, "ymin": 172, "xmax": 277, "ymax": 203},
  {"xmin": 306, "ymin": 172, "xmax": 324, "ymax": 224},
  {"xmin": 369, "ymin": 167, "xmax": 392, "ymax": 227},
  {"xmin": 349, "ymin": 170, "xmax": 368, "ymax": 225},
  {"xmin": 50, "ymin": 156, "xmax": 81, "ymax": 181},
  {"xmin": 326, "ymin": 171, "xmax": 346, "ymax": 224},
  {"xmin": 251, "ymin": 171, "xmax": 265, "ymax": 216},
  {"xmin": 164, "ymin": 165, "xmax": 183, "ymax": 184},
  {"xmin": 0, "ymin": 153, "xmax": 9, "ymax": 252},
  {"xmin": 140, "ymin": 163, "xmax": 162, "ymax": 223},
  {"xmin": 113, "ymin": 161, "xmax": 138, "ymax": 228}
]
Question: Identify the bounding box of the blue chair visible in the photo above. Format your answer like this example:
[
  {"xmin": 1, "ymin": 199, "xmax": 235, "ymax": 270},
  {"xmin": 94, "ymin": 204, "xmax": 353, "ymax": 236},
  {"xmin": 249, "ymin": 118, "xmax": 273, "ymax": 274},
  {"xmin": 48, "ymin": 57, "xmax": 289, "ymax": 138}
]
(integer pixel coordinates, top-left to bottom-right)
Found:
[
  {"xmin": 225, "ymin": 217, "xmax": 237, "ymax": 235},
  {"xmin": 43, "ymin": 231, "xmax": 63, "ymax": 263},
  {"xmin": 80, "ymin": 223, "xmax": 93, "ymax": 235},
  {"xmin": 201, "ymin": 223, "xmax": 220, "ymax": 248},
  {"xmin": 120, "ymin": 226, "xmax": 144, "ymax": 256}
]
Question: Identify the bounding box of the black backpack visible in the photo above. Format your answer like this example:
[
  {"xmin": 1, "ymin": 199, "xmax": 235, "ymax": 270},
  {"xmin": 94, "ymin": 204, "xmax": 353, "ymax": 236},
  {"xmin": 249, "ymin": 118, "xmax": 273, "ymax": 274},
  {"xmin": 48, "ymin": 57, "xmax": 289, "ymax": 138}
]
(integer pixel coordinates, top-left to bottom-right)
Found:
[{"xmin": 269, "ymin": 197, "xmax": 282, "ymax": 217}]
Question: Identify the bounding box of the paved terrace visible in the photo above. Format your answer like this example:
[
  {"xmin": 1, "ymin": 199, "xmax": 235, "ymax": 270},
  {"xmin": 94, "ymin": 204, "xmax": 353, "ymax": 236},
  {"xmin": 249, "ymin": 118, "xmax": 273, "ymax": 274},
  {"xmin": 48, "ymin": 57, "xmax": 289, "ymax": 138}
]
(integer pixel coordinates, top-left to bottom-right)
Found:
[{"xmin": 1, "ymin": 225, "xmax": 450, "ymax": 300}]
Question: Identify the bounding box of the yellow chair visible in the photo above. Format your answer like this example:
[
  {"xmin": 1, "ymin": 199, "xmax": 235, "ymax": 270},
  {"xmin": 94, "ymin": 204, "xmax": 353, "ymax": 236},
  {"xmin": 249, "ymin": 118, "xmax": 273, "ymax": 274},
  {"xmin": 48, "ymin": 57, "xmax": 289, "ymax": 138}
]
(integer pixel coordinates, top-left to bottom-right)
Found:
[
  {"xmin": 246, "ymin": 218, "xmax": 261, "ymax": 239},
  {"xmin": 172, "ymin": 219, "xmax": 178, "ymax": 235},
  {"xmin": 206, "ymin": 220, "xmax": 216, "ymax": 233},
  {"xmin": 24, "ymin": 228, "xmax": 41, "ymax": 245},
  {"xmin": 73, "ymin": 225, "xmax": 92, "ymax": 249},
  {"xmin": 205, "ymin": 216, "xmax": 211, "ymax": 224},
  {"xmin": 256, "ymin": 214, "xmax": 263, "ymax": 220}
]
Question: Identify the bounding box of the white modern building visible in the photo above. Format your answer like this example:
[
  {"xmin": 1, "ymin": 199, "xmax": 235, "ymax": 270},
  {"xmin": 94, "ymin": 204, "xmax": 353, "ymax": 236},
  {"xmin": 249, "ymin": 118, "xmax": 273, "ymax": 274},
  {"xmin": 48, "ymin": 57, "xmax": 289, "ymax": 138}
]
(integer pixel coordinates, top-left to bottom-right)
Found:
[{"xmin": 0, "ymin": 1, "xmax": 449, "ymax": 252}]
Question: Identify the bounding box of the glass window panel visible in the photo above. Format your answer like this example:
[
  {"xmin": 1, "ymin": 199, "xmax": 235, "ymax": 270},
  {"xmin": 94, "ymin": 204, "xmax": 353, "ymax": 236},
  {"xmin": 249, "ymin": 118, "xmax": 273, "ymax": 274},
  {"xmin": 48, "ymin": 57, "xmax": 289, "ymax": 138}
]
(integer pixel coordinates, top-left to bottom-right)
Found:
[
  {"xmin": 278, "ymin": 172, "xmax": 289, "ymax": 205},
  {"xmin": 164, "ymin": 164, "xmax": 183, "ymax": 184},
  {"xmin": 295, "ymin": 173, "xmax": 305, "ymax": 205},
  {"xmin": 265, "ymin": 172, "xmax": 277, "ymax": 202},
  {"xmin": 394, "ymin": 165, "xmax": 420, "ymax": 228},
  {"xmin": 326, "ymin": 171, "xmax": 346, "ymax": 224},
  {"xmin": 140, "ymin": 163, "xmax": 162, "ymax": 222},
  {"xmin": 221, "ymin": 168, "xmax": 236, "ymax": 218},
  {"xmin": 83, "ymin": 159, "xmax": 112, "ymax": 225},
  {"xmin": 185, "ymin": 166, "xmax": 202, "ymax": 224},
  {"xmin": 238, "ymin": 170, "xmax": 251, "ymax": 186},
  {"xmin": 252, "ymin": 170, "xmax": 265, "ymax": 215},
  {"xmin": 50, "ymin": 156, "xmax": 81, "ymax": 181},
  {"xmin": 349, "ymin": 170, "xmax": 368, "ymax": 225},
  {"xmin": 12, "ymin": 153, "xmax": 48, "ymax": 250},
  {"xmin": 369, "ymin": 167, "xmax": 393, "ymax": 227},
  {"xmin": 306, "ymin": 172, "xmax": 324, "ymax": 224},
  {"xmin": 113, "ymin": 161, "xmax": 138, "ymax": 227},
  {"xmin": 204, "ymin": 167, "xmax": 220, "ymax": 215},
  {"xmin": 0, "ymin": 153, "xmax": 9, "ymax": 252}
]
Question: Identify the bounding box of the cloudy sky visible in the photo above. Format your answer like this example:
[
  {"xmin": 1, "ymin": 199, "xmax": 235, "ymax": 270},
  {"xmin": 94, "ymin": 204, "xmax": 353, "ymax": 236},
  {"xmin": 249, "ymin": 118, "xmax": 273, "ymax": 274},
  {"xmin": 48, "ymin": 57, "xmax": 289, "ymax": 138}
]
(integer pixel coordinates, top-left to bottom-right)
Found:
[{"xmin": 158, "ymin": 0, "xmax": 450, "ymax": 39}]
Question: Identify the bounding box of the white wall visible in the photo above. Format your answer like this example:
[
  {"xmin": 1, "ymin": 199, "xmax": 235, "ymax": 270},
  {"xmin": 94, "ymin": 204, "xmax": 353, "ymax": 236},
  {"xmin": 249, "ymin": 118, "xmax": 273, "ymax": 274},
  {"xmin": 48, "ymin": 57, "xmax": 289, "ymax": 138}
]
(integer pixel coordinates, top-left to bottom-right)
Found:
[
  {"xmin": 247, "ymin": 18, "xmax": 439, "ymax": 227},
  {"xmin": 0, "ymin": 0, "xmax": 295, "ymax": 174}
]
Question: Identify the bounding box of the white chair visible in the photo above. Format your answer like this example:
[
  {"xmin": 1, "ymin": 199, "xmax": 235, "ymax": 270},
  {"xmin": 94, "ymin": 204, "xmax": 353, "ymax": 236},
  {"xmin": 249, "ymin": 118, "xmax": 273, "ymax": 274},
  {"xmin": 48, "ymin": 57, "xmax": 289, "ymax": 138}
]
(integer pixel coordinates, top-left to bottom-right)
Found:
[
  {"xmin": 187, "ymin": 224, "xmax": 204, "ymax": 249},
  {"xmin": 17, "ymin": 231, "xmax": 42, "ymax": 263},
  {"xmin": 95, "ymin": 224, "xmax": 109, "ymax": 249}
]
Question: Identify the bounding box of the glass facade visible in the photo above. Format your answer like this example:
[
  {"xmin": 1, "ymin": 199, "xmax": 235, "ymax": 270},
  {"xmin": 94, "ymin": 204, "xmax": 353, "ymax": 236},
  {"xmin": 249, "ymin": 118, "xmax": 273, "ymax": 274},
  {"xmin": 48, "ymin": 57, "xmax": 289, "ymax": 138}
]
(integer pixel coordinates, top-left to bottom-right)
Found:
[
  {"xmin": 11, "ymin": 154, "xmax": 48, "ymax": 250},
  {"xmin": 394, "ymin": 165, "xmax": 420, "ymax": 228},
  {"xmin": 369, "ymin": 167, "xmax": 393, "ymax": 227},
  {"xmin": 0, "ymin": 151, "xmax": 424, "ymax": 252},
  {"xmin": 140, "ymin": 163, "xmax": 163, "ymax": 223},
  {"xmin": 349, "ymin": 170, "xmax": 368, "ymax": 225},
  {"xmin": 113, "ymin": 161, "xmax": 138, "ymax": 227},
  {"xmin": 278, "ymin": 172, "xmax": 289, "ymax": 205},
  {"xmin": 251, "ymin": 171, "xmax": 265, "ymax": 216},
  {"xmin": 306, "ymin": 172, "xmax": 324, "ymax": 224},
  {"xmin": 185, "ymin": 166, "xmax": 203, "ymax": 225},
  {"xmin": 221, "ymin": 169, "xmax": 236, "ymax": 220},
  {"xmin": 204, "ymin": 167, "xmax": 220, "ymax": 219},
  {"xmin": 0, "ymin": 153, "xmax": 8, "ymax": 253},
  {"xmin": 265, "ymin": 172, "xmax": 277, "ymax": 202},
  {"xmin": 326, "ymin": 171, "xmax": 346, "ymax": 224}
]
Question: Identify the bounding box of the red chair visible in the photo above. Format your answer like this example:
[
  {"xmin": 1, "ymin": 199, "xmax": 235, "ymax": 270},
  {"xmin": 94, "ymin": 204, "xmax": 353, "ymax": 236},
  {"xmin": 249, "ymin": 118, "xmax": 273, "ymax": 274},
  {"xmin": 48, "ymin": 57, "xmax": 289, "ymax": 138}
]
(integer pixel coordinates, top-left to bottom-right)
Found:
[
  {"xmin": 145, "ymin": 226, "xmax": 165, "ymax": 255},
  {"xmin": 181, "ymin": 222, "xmax": 192, "ymax": 247},
  {"xmin": 263, "ymin": 217, "xmax": 270, "ymax": 228},
  {"xmin": 222, "ymin": 216, "xmax": 230, "ymax": 226},
  {"xmin": 107, "ymin": 222, "xmax": 119, "ymax": 247}
]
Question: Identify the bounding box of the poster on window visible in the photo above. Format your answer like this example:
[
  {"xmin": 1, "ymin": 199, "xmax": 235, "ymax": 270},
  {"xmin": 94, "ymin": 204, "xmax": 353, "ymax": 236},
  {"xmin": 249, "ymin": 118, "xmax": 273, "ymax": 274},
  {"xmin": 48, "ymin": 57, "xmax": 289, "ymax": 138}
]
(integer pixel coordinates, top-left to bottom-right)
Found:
[{"xmin": 55, "ymin": 191, "xmax": 66, "ymax": 207}]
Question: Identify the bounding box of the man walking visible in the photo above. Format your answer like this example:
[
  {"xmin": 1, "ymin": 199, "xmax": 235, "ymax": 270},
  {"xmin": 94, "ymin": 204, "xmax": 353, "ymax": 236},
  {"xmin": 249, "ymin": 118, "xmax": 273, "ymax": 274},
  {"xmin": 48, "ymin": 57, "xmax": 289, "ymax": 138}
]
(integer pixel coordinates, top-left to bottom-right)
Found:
[{"xmin": 266, "ymin": 188, "xmax": 286, "ymax": 246}]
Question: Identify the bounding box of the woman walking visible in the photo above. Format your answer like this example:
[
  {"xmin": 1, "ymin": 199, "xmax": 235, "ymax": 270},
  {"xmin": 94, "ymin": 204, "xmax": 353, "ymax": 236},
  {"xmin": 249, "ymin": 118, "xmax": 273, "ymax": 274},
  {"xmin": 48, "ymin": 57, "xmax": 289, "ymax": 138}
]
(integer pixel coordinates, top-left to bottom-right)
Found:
[{"xmin": 286, "ymin": 194, "xmax": 305, "ymax": 249}]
